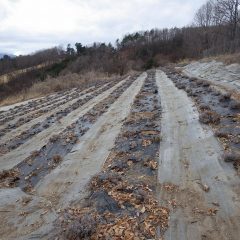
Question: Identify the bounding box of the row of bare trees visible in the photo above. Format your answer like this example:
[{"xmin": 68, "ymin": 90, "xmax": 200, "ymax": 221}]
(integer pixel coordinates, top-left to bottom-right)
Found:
[
  {"xmin": 117, "ymin": 0, "xmax": 239, "ymax": 63},
  {"xmin": 194, "ymin": 0, "xmax": 239, "ymax": 50}
]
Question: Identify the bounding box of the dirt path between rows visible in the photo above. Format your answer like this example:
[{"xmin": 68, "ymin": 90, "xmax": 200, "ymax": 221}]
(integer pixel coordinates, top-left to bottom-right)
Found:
[
  {"xmin": 156, "ymin": 70, "xmax": 240, "ymax": 240},
  {"xmin": 0, "ymin": 73, "xmax": 146, "ymax": 239}
]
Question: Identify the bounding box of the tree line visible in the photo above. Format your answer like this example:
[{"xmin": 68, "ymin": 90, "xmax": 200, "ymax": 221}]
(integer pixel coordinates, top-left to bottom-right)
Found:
[
  {"xmin": 117, "ymin": 0, "xmax": 239, "ymax": 65},
  {"xmin": 194, "ymin": 0, "xmax": 239, "ymax": 55},
  {"xmin": 63, "ymin": 0, "xmax": 239, "ymax": 71}
]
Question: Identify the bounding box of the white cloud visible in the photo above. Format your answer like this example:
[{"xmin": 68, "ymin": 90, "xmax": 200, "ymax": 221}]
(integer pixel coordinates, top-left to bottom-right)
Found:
[{"xmin": 0, "ymin": 0, "xmax": 207, "ymax": 55}]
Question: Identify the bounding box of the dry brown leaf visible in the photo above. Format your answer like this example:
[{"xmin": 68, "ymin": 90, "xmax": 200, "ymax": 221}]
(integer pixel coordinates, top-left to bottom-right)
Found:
[
  {"xmin": 142, "ymin": 139, "xmax": 152, "ymax": 147},
  {"xmin": 207, "ymin": 208, "xmax": 218, "ymax": 216}
]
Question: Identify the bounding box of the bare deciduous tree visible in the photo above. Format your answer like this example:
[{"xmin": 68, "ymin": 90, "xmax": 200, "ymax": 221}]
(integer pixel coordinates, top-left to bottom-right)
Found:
[
  {"xmin": 214, "ymin": 0, "xmax": 239, "ymax": 39},
  {"xmin": 194, "ymin": 0, "xmax": 215, "ymax": 27}
]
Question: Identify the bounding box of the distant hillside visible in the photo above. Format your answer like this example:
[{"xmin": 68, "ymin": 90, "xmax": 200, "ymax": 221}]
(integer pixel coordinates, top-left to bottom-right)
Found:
[
  {"xmin": 0, "ymin": 47, "xmax": 65, "ymax": 76},
  {"xmin": 0, "ymin": 53, "xmax": 15, "ymax": 59}
]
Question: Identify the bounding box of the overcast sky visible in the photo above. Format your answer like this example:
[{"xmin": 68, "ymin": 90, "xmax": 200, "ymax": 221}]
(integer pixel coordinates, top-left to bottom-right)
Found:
[{"xmin": 0, "ymin": 0, "xmax": 207, "ymax": 55}]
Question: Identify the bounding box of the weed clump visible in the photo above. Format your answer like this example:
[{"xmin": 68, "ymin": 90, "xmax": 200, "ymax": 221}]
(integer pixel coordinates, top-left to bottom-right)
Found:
[
  {"xmin": 199, "ymin": 104, "xmax": 211, "ymax": 111},
  {"xmin": 215, "ymin": 130, "xmax": 228, "ymax": 138},
  {"xmin": 189, "ymin": 77, "xmax": 198, "ymax": 82},
  {"xmin": 224, "ymin": 152, "xmax": 240, "ymax": 162},
  {"xmin": 0, "ymin": 169, "xmax": 19, "ymax": 187},
  {"xmin": 199, "ymin": 111, "xmax": 221, "ymax": 125},
  {"xmin": 49, "ymin": 134, "xmax": 60, "ymax": 143},
  {"xmin": 30, "ymin": 150, "xmax": 40, "ymax": 158},
  {"xmin": 64, "ymin": 214, "xmax": 97, "ymax": 240},
  {"xmin": 52, "ymin": 154, "xmax": 62, "ymax": 164},
  {"xmin": 219, "ymin": 93, "xmax": 231, "ymax": 102},
  {"xmin": 229, "ymin": 100, "xmax": 240, "ymax": 110}
]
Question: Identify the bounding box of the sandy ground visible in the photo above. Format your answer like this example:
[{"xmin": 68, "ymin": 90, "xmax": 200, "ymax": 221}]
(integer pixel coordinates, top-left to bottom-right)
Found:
[
  {"xmin": 182, "ymin": 60, "xmax": 240, "ymax": 92},
  {"xmin": 156, "ymin": 70, "xmax": 240, "ymax": 240}
]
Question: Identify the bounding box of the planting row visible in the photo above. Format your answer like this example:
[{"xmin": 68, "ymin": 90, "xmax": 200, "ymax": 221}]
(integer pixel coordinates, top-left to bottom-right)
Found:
[
  {"xmin": 166, "ymin": 69, "xmax": 240, "ymax": 173},
  {"xmin": 0, "ymin": 88, "xmax": 75, "ymax": 121},
  {"xmin": 57, "ymin": 71, "xmax": 169, "ymax": 240},
  {"xmin": 0, "ymin": 88, "xmax": 92, "ymax": 136}
]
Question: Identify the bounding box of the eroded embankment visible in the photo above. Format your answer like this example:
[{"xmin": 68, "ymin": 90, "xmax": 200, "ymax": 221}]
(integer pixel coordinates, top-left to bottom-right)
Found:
[
  {"xmin": 166, "ymin": 68, "xmax": 240, "ymax": 173},
  {"xmin": 56, "ymin": 70, "xmax": 169, "ymax": 239}
]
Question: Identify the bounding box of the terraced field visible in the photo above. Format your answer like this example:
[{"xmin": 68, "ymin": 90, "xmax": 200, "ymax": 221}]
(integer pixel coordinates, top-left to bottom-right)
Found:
[{"xmin": 0, "ymin": 70, "xmax": 239, "ymax": 240}]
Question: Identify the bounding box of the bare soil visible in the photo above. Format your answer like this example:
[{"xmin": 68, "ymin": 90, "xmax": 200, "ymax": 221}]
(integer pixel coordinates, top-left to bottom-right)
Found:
[{"xmin": 0, "ymin": 68, "xmax": 239, "ymax": 240}]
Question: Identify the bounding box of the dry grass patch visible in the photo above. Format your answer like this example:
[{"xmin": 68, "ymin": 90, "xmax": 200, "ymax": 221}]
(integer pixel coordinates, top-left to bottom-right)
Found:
[
  {"xmin": 176, "ymin": 58, "xmax": 192, "ymax": 66},
  {"xmin": 201, "ymin": 52, "xmax": 240, "ymax": 65},
  {"xmin": 213, "ymin": 53, "xmax": 240, "ymax": 65},
  {"xmin": 199, "ymin": 110, "xmax": 221, "ymax": 125},
  {"xmin": 0, "ymin": 71, "xmax": 121, "ymax": 107}
]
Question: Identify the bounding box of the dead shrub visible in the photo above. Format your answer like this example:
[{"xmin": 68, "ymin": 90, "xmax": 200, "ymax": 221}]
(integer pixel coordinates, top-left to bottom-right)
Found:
[
  {"xmin": 152, "ymin": 136, "xmax": 161, "ymax": 143},
  {"xmin": 219, "ymin": 93, "xmax": 231, "ymax": 102},
  {"xmin": 49, "ymin": 134, "xmax": 60, "ymax": 143},
  {"xmin": 199, "ymin": 111, "xmax": 221, "ymax": 124},
  {"xmin": 64, "ymin": 214, "xmax": 97, "ymax": 240},
  {"xmin": 0, "ymin": 169, "xmax": 19, "ymax": 187},
  {"xmin": 52, "ymin": 155, "xmax": 62, "ymax": 164},
  {"xmin": 202, "ymin": 82, "xmax": 210, "ymax": 87},
  {"xmin": 30, "ymin": 150, "xmax": 40, "ymax": 158},
  {"xmin": 224, "ymin": 152, "xmax": 240, "ymax": 163},
  {"xmin": 213, "ymin": 53, "xmax": 240, "ymax": 65},
  {"xmin": 215, "ymin": 130, "xmax": 228, "ymax": 138},
  {"xmin": 189, "ymin": 77, "xmax": 198, "ymax": 81},
  {"xmin": 229, "ymin": 100, "xmax": 240, "ymax": 110},
  {"xmin": 199, "ymin": 104, "xmax": 211, "ymax": 111},
  {"xmin": 90, "ymin": 172, "xmax": 122, "ymax": 190},
  {"xmin": 0, "ymin": 170, "xmax": 19, "ymax": 181},
  {"xmin": 143, "ymin": 159, "xmax": 158, "ymax": 170}
]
